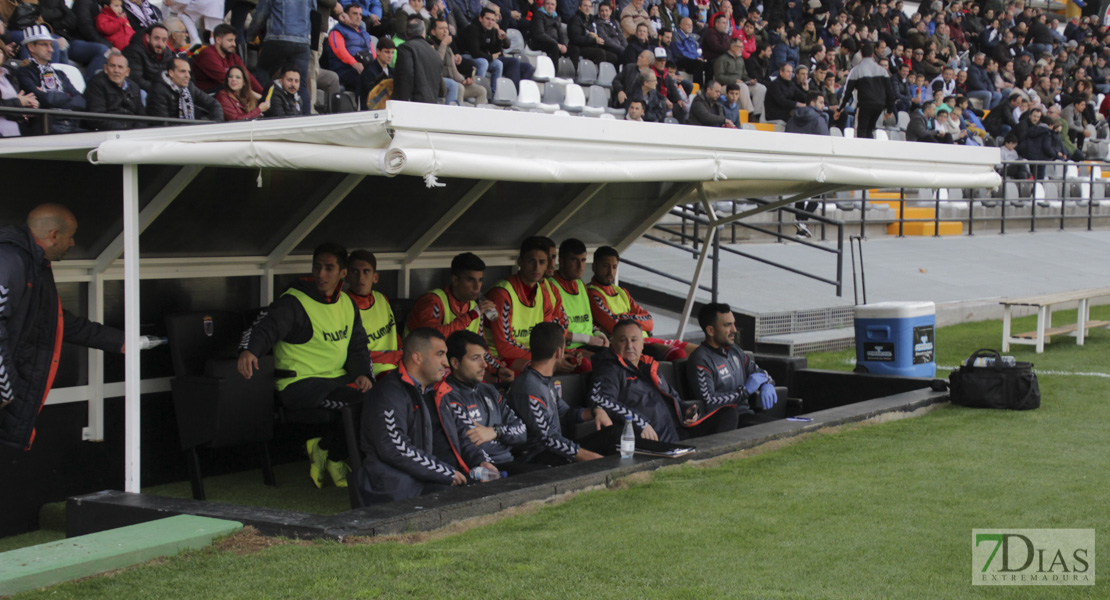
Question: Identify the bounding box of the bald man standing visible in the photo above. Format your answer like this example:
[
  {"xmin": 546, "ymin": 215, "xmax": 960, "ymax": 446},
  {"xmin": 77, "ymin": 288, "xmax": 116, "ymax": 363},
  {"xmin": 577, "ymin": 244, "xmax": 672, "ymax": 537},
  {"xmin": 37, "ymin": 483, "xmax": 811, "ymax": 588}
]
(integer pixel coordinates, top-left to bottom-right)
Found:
[{"xmin": 1, "ymin": 204, "xmax": 124, "ymax": 450}]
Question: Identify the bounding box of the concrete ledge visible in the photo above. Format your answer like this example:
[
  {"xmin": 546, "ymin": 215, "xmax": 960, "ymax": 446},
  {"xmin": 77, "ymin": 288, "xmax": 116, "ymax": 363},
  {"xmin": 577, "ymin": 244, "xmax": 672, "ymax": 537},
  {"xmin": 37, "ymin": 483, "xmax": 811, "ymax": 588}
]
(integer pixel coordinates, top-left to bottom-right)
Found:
[
  {"xmin": 0, "ymin": 515, "xmax": 242, "ymax": 596},
  {"xmin": 66, "ymin": 384, "xmax": 948, "ymax": 542}
]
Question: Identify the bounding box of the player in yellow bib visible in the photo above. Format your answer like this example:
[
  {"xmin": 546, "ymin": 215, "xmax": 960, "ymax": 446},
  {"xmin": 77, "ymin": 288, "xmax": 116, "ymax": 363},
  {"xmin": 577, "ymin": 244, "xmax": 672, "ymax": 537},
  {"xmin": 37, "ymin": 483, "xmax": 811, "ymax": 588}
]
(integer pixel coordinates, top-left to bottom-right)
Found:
[
  {"xmin": 547, "ymin": 238, "xmax": 609, "ymax": 351},
  {"xmin": 345, "ymin": 250, "xmax": 402, "ymax": 377},
  {"xmin": 238, "ymin": 243, "xmax": 373, "ymax": 489}
]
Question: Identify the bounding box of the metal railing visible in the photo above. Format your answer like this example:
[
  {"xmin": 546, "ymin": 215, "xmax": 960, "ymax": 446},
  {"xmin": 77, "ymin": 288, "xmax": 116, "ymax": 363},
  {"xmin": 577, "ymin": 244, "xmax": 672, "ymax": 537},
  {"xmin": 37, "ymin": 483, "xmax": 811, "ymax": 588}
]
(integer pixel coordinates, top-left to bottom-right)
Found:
[{"xmin": 0, "ymin": 106, "xmax": 216, "ymax": 133}]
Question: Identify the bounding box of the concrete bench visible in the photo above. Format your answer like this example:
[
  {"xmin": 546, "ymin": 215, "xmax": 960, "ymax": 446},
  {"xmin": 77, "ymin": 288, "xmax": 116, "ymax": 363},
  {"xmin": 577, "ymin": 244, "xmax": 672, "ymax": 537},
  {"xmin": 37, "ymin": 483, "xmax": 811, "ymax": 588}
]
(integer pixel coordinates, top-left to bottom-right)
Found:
[
  {"xmin": 0, "ymin": 515, "xmax": 242, "ymax": 596},
  {"xmin": 1001, "ymin": 288, "xmax": 1110, "ymax": 353}
]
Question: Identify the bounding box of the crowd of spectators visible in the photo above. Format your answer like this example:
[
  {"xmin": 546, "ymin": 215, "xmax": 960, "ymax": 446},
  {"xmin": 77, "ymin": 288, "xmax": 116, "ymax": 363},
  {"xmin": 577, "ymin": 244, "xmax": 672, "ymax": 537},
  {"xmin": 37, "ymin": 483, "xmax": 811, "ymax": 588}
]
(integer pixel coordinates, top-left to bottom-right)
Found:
[{"xmin": 3, "ymin": 0, "xmax": 1110, "ymax": 167}]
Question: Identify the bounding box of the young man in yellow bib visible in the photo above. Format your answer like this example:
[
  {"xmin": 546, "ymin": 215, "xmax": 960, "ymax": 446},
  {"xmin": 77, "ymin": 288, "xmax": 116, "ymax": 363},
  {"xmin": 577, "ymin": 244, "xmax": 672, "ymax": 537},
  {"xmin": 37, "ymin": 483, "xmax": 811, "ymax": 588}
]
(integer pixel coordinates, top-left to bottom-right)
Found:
[
  {"xmin": 547, "ymin": 238, "xmax": 609, "ymax": 353},
  {"xmin": 485, "ymin": 237, "xmax": 585, "ymax": 375},
  {"xmin": 587, "ymin": 246, "xmax": 698, "ymax": 362},
  {"xmin": 238, "ymin": 243, "xmax": 373, "ymax": 489},
  {"xmin": 345, "ymin": 250, "xmax": 402, "ymax": 377}
]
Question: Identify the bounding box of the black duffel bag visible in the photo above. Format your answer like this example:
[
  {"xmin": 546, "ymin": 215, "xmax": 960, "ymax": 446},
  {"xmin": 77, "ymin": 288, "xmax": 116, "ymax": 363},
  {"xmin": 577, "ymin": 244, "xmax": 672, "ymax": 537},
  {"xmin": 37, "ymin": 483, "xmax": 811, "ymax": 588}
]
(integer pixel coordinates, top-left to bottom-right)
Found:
[{"xmin": 949, "ymin": 349, "xmax": 1040, "ymax": 410}]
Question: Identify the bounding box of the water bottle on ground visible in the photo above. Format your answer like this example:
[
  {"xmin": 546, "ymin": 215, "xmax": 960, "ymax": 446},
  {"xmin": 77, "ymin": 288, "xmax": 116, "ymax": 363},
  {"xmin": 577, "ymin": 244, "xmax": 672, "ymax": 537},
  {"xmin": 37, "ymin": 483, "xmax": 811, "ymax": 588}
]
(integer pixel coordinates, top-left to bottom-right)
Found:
[
  {"xmin": 620, "ymin": 416, "xmax": 635, "ymax": 459},
  {"xmin": 470, "ymin": 466, "xmax": 502, "ymax": 482}
]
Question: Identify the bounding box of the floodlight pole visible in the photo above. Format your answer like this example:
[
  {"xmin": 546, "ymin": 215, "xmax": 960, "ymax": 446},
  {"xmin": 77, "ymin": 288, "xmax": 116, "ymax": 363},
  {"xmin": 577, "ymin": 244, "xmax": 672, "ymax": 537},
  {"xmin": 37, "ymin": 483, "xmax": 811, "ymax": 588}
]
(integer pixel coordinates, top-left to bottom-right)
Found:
[{"xmin": 122, "ymin": 164, "xmax": 142, "ymax": 494}]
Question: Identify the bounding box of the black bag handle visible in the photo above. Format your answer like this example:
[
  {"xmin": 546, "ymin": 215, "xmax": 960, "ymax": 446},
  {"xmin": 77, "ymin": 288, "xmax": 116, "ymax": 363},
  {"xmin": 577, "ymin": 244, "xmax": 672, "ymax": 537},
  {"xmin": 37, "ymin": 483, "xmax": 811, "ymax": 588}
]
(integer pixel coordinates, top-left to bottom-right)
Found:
[{"xmin": 966, "ymin": 349, "xmax": 1004, "ymax": 369}]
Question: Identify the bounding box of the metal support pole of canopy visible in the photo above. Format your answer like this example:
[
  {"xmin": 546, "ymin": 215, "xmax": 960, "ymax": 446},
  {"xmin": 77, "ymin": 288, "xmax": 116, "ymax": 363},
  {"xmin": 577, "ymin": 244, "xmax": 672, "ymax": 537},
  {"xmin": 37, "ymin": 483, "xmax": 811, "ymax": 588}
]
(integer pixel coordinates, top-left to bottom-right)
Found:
[{"xmin": 122, "ymin": 164, "xmax": 142, "ymax": 493}]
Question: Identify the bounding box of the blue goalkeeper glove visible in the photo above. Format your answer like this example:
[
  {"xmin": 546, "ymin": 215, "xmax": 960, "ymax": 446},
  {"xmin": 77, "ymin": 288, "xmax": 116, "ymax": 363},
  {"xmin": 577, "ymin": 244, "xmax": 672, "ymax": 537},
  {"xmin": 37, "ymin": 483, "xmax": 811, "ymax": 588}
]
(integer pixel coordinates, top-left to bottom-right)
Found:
[
  {"xmin": 743, "ymin": 372, "xmax": 769, "ymax": 395},
  {"xmin": 759, "ymin": 382, "xmax": 778, "ymax": 410}
]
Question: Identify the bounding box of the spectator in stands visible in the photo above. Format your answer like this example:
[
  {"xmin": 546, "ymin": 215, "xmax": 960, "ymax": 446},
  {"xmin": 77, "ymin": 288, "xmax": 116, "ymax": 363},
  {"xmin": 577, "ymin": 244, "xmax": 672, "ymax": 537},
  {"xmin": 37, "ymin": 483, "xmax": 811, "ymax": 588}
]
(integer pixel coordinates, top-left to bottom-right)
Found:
[
  {"xmin": 836, "ymin": 42, "xmax": 894, "ymax": 139},
  {"xmin": 548, "ymin": 238, "xmax": 609, "ymax": 352},
  {"xmin": 147, "ymin": 57, "xmax": 223, "ymax": 122},
  {"xmin": 715, "ymin": 36, "xmax": 766, "ymax": 121},
  {"xmin": 32, "ymin": 0, "xmax": 109, "ymax": 78},
  {"xmin": 983, "ymin": 91, "xmax": 1022, "ymax": 139},
  {"xmin": 96, "ymin": 0, "xmax": 135, "ymax": 51},
  {"xmin": 967, "ymin": 52, "xmax": 1002, "ymax": 110},
  {"xmin": 1024, "ymin": 12, "xmax": 1054, "ymax": 58},
  {"xmin": 73, "ymin": 0, "xmax": 114, "ymax": 51},
  {"xmin": 0, "ymin": 59, "xmax": 38, "ymax": 137},
  {"xmin": 587, "ymin": 246, "xmax": 695, "ymax": 361},
  {"xmin": 194, "ymin": 24, "xmax": 262, "ymax": 95},
  {"xmin": 770, "ymin": 28, "xmax": 801, "ymax": 73},
  {"xmin": 84, "ymin": 50, "xmax": 145, "ymax": 130},
  {"xmin": 595, "ymin": 2, "xmax": 628, "ymax": 60},
  {"xmin": 907, "ymin": 100, "xmax": 955, "ymax": 143},
  {"xmin": 240, "ymin": 243, "xmax": 372, "ymax": 489},
  {"xmin": 569, "ymin": 0, "xmax": 618, "ymax": 66},
  {"xmin": 622, "ymin": 22, "xmax": 654, "ymax": 65},
  {"xmin": 17, "ymin": 26, "xmax": 86, "ymax": 134},
  {"xmin": 687, "ymin": 303, "xmax": 780, "ymax": 430},
  {"xmin": 786, "ymin": 90, "xmax": 829, "ymax": 135},
  {"xmin": 122, "ymin": 23, "xmax": 174, "ymax": 94},
  {"xmin": 486, "ymin": 237, "xmax": 576, "ymax": 375},
  {"xmin": 122, "ymin": 0, "xmax": 163, "ymax": 34},
  {"xmin": 247, "ymin": 0, "xmax": 314, "ymax": 115},
  {"xmin": 1016, "ymin": 106, "xmax": 1065, "ymax": 177},
  {"xmin": 589, "ymin": 319, "xmax": 729, "ymax": 443},
  {"xmin": 508, "ymin": 322, "xmax": 608, "ymax": 465},
  {"xmin": 613, "ymin": 49, "xmax": 652, "ymax": 107},
  {"xmin": 891, "ymin": 62, "xmax": 913, "ymax": 113},
  {"xmin": 649, "ymin": 46, "xmax": 685, "ymax": 116},
  {"xmin": 399, "ymin": 0, "xmax": 432, "ymax": 27},
  {"xmin": 718, "ymin": 82, "xmax": 741, "ymax": 125},
  {"xmin": 632, "ymin": 67, "xmax": 669, "ymax": 122},
  {"xmin": 999, "ymin": 132, "xmax": 1030, "ymax": 179},
  {"xmin": 623, "ymin": 98, "xmax": 644, "ymax": 120},
  {"xmin": 431, "ymin": 19, "xmax": 486, "ymax": 105},
  {"xmin": 672, "ymin": 17, "xmax": 705, "ymax": 86},
  {"xmin": 162, "ymin": 16, "xmax": 191, "ymax": 55},
  {"xmin": 340, "ymin": 0, "xmax": 388, "ymax": 37},
  {"xmin": 620, "ymin": 0, "xmax": 650, "ymax": 40},
  {"xmin": 765, "ymin": 62, "xmax": 806, "ymax": 123},
  {"xmin": 344, "ymin": 250, "xmax": 403, "ymax": 377},
  {"xmin": 326, "ymin": 3, "xmax": 378, "ymax": 108},
  {"xmin": 216, "ymin": 65, "xmax": 270, "ymax": 120},
  {"xmin": 263, "ymin": 63, "xmax": 305, "ymax": 116},
  {"xmin": 701, "ymin": 14, "xmax": 732, "ymax": 64},
  {"xmin": 532, "ymin": 0, "xmax": 576, "ymax": 63},
  {"xmin": 459, "ymin": 7, "xmax": 533, "ymax": 96},
  {"xmin": 687, "ymin": 79, "xmax": 736, "ymax": 127},
  {"xmin": 659, "ymin": 0, "xmax": 685, "ymax": 33},
  {"xmin": 432, "ymin": 331, "xmax": 542, "ymax": 476},
  {"xmin": 357, "ymin": 328, "xmax": 466, "ymax": 504},
  {"xmin": 365, "ymin": 37, "xmax": 395, "ymax": 87},
  {"xmin": 930, "ymin": 65, "xmax": 956, "ymax": 98},
  {"xmin": 393, "ymin": 17, "xmax": 443, "ymax": 102}
]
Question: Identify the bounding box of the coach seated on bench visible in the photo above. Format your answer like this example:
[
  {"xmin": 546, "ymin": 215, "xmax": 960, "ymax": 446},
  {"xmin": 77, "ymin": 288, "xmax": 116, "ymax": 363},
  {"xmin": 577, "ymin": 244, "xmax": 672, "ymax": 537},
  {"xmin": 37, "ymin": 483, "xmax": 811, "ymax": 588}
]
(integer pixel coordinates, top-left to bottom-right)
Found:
[
  {"xmin": 686, "ymin": 303, "xmax": 780, "ymax": 428},
  {"xmin": 589, "ymin": 319, "xmax": 738, "ymax": 442}
]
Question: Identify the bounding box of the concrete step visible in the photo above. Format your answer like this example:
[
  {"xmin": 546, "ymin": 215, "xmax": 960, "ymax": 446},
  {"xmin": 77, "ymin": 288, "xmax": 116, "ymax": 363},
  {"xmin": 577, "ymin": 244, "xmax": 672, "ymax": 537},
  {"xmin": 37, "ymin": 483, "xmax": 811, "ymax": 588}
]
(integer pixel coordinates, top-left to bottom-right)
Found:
[
  {"xmin": 0, "ymin": 515, "xmax": 242, "ymax": 596},
  {"xmin": 755, "ymin": 327, "xmax": 856, "ymax": 357}
]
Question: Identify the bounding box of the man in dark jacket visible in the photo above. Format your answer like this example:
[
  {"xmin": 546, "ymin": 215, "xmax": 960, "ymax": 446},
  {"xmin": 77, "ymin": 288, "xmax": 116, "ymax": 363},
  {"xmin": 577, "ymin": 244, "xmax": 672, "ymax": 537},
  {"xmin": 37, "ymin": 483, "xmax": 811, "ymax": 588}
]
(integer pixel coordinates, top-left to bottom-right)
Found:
[
  {"xmin": 966, "ymin": 53, "xmax": 1002, "ymax": 110},
  {"xmin": 687, "ymin": 80, "xmax": 737, "ymax": 127},
  {"xmin": 122, "ymin": 23, "xmax": 175, "ymax": 93},
  {"xmin": 686, "ymin": 303, "xmax": 779, "ymax": 429},
  {"xmin": 17, "ymin": 26, "xmax": 86, "ymax": 134},
  {"xmin": 509, "ymin": 322, "xmax": 607, "ymax": 465},
  {"xmin": 786, "ymin": 91, "xmax": 830, "ymax": 135},
  {"xmin": 906, "ymin": 100, "xmax": 955, "ymax": 143},
  {"xmin": 432, "ymin": 331, "xmax": 541, "ymax": 476},
  {"xmin": 568, "ymin": 0, "xmax": 617, "ymax": 66},
  {"xmin": 147, "ymin": 58, "xmax": 223, "ymax": 122},
  {"xmin": 532, "ymin": 0, "xmax": 575, "ymax": 62},
  {"xmin": 1, "ymin": 204, "xmax": 124, "ymax": 450},
  {"xmin": 589, "ymin": 320, "xmax": 734, "ymax": 443},
  {"xmin": 84, "ymin": 51, "xmax": 145, "ymax": 131},
  {"xmin": 458, "ymin": 7, "xmax": 533, "ymax": 95},
  {"xmin": 393, "ymin": 18, "xmax": 443, "ymax": 103},
  {"xmin": 765, "ymin": 62, "xmax": 807, "ymax": 122},
  {"xmin": 38, "ymin": 0, "xmax": 110, "ymax": 77},
  {"xmin": 240, "ymin": 242, "xmax": 373, "ymax": 488},
  {"xmin": 264, "ymin": 64, "xmax": 304, "ymax": 117},
  {"xmin": 836, "ymin": 43, "xmax": 894, "ymax": 139},
  {"xmin": 982, "ymin": 91, "xmax": 1022, "ymax": 138},
  {"xmin": 356, "ymin": 328, "xmax": 465, "ymax": 505}
]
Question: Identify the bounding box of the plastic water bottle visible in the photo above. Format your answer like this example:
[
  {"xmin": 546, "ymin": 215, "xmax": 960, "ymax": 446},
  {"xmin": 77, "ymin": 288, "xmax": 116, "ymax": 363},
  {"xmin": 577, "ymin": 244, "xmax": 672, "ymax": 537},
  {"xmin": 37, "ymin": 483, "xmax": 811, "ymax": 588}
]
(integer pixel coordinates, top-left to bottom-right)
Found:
[
  {"xmin": 470, "ymin": 466, "xmax": 502, "ymax": 482},
  {"xmin": 620, "ymin": 416, "xmax": 635, "ymax": 459},
  {"xmin": 479, "ymin": 296, "xmax": 498, "ymax": 321},
  {"xmin": 968, "ymin": 356, "xmax": 1016, "ymax": 367},
  {"xmin": 137, "ymin": 336, "xmax": 168, "ymax": 350}
]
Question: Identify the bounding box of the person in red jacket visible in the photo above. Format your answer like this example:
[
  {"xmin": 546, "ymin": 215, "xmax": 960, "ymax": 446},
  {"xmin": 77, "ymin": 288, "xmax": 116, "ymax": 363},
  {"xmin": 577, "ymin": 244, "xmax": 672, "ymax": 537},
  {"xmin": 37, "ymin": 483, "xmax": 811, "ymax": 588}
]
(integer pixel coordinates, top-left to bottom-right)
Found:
[
  {"xmin": 215, "ymin": 65, "xmax": 270, "ymax": 120},
  {"xmin": 96, "ymin": 0, "xmax": 136, "ymax": 51},
  {"xmin": 192, "ymin": 24, "xmax": 263, "ymax": 94}
]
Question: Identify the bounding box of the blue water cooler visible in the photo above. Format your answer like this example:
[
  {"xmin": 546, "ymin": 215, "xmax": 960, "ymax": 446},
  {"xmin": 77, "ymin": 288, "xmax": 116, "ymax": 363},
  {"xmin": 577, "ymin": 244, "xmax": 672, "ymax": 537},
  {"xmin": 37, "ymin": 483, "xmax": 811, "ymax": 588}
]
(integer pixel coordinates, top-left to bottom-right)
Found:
[{"xmin": 853, "ymin": 301, "xmax": 936, "ymax": 377}]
